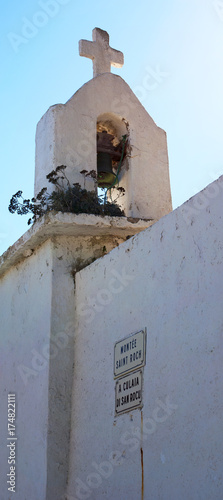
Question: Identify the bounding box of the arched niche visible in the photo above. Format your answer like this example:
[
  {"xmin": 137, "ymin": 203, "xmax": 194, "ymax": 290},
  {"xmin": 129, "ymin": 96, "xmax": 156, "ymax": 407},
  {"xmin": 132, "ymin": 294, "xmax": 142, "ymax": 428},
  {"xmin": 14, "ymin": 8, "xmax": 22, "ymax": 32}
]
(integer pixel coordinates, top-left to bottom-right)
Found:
[
  {"xmin": 96, "ymin": 113, "xmax": 129, "ymax": 192},
  {"xmin": 97, "ymin": 112, "xmax": 128, "ymax": 138}
]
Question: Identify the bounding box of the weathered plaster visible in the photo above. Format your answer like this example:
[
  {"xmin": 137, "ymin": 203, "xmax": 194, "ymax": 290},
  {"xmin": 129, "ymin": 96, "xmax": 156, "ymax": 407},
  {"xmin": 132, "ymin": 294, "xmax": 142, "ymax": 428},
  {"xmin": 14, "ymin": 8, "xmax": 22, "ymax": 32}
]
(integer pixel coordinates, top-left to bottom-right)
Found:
[
  {"xmin": 0, "ymin": 212, "xmax": 153, "ymax": 279},
  {"xmin": 0, "ymin": 241, "xmax": 52, "ymax": 500}
]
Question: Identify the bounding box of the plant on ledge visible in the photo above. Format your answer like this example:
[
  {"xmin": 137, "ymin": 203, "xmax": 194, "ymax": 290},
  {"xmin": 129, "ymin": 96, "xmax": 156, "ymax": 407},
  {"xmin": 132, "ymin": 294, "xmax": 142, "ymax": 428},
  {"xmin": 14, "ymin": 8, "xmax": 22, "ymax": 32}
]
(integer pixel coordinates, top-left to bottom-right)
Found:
[{"xmin": 8, "ymin": 166, "xmax": 125, "ymax": 225}]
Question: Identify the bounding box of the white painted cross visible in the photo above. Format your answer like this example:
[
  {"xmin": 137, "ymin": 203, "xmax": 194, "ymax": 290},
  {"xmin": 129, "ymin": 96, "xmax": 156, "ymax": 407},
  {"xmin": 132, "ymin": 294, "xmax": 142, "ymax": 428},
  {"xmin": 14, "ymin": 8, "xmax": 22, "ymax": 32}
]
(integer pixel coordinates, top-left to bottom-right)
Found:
[{"xmin": 79, "ymin": 28, "xmax": 124, "ymax": 78}]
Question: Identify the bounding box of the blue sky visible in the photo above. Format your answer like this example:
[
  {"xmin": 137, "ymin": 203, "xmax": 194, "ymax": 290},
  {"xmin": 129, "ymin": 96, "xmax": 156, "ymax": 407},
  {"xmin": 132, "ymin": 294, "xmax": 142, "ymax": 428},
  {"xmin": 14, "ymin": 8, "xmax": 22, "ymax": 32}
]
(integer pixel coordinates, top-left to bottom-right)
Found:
[{"xmin": 1, "ymin": 0, "xmax": 223, "ymax": 255}]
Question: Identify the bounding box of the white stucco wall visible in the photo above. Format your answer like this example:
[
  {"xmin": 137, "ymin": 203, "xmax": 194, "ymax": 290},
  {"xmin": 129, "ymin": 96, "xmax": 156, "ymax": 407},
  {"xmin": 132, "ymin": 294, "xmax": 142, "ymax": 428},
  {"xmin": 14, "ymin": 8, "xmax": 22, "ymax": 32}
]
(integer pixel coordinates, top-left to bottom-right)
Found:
[
  {"xmin": 67, "ymin": 176, "xmax": 223, "ymax": 500},
  {"xmin": 0, "ymin": 241, "xmax": 52, "ymax": 500},
  {"xmin": 0, "ymin": 223, "xmax": 133, "ymax": 500}
]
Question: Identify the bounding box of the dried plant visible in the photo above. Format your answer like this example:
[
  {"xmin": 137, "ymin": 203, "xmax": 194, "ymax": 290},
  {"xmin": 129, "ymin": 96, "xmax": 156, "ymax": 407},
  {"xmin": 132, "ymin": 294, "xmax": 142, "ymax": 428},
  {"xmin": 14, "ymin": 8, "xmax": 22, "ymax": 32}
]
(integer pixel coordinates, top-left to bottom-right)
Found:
[{"xmin": 8, "ymin": 166, "xmax": 125, "ymax": 225}]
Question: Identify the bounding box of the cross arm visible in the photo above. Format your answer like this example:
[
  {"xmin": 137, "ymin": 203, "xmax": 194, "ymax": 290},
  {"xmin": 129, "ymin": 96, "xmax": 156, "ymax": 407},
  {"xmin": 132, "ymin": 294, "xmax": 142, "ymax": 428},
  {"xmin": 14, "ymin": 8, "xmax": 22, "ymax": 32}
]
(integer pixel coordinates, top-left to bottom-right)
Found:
[
  {"xmin": 79, "ymin": 39, "xmax": 95, "ymax": 60},
  {"xmin": 109, "ymin": 47, "xmax": 124, "ymax": 68}
]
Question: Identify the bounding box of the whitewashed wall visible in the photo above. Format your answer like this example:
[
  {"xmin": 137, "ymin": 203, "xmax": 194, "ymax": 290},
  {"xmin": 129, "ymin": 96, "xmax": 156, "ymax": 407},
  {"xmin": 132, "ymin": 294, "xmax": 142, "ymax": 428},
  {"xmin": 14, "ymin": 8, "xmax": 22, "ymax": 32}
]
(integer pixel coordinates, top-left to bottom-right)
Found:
[
  {"xmin": 0, "ymin": 241, "xmax": 52, "ymax": 500},
  {"xmin": 67, "ymin": 177, "xmax": 223, "ymax": 500},
  {"xmin": 0, "ymin": 230, "xmax": 126, "ymax": 500}
]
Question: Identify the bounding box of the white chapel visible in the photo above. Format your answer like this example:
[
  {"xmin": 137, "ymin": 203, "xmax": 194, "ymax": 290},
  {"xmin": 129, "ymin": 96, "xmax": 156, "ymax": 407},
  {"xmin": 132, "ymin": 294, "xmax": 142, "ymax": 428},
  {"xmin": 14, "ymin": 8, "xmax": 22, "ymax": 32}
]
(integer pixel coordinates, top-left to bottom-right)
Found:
[{"xmin": 0, "ymin": 28, "xmax": 222, "ymax": 500}]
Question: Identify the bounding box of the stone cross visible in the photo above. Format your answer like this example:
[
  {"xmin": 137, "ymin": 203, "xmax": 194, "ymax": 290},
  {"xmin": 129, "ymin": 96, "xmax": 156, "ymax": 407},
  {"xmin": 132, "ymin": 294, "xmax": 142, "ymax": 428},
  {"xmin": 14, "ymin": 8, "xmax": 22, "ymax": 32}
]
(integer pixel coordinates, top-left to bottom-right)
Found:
[{"xmin": 79, "ymin": 28, "xmax": 124, "ymax": 78}]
